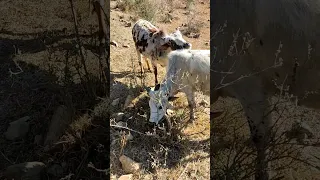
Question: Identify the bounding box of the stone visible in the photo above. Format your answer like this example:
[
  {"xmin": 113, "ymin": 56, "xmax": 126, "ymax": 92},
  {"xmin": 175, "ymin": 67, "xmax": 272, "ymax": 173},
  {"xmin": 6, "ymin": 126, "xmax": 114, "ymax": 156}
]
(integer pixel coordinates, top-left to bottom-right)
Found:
[
  {"xmin": 4, "ymin": 162, "xmax": 46, "ymax": 180},
  {"xmin": 110, "ymin": 1, "xmax": 117, "ymax": 9},
  {"xmin": 115, "ymin": 112, "xmax": 125, "ymax": 121},
  {"xmin": 143, "ymin": 174, "xmax": 153, "ymax": 180},
  {"xmin": 116, "ymin": 121, "xmax": 127, "ymax": 127},
  {"xmin": 166, "ymin": 109, "xmax": 174, "ymax": 116},
  {"xmin": 124, "ymin": 22, "xmax": 131, "ymax": 27},
  {"xmin": 111, "ymin": 174, "xmax": 117, "ymax": 180},
  {"xmin": 187, "ymin": 33, "xmax": 200, "ymax": 38},
  {"xmin": 123, "ymin": 95, "xmax": 133, "ymax": 109},
  {"xmin": 118, "ymin": 174, "xmax": 133, "ymax": 180},
  {"xmin": 112, "ymin": 98, "xmax": 120, "ymax": 106},
  {"xmin": 44, "ymin": 105, "xmax": 72, "ymax": 147},
  {"xmin": 5, "ymin": 116, "xmax": 30, "ymax": 140},
  {"xmin": 119, "ymin": 155, "xmax": 141, "ymax": 173},
  {"xmin": 111, "ymin": 40, "xmax": 119, "ymax": 47},
  {"xmin": 199, "ymin": 99, "xmax": 209, "ymax": 106}
]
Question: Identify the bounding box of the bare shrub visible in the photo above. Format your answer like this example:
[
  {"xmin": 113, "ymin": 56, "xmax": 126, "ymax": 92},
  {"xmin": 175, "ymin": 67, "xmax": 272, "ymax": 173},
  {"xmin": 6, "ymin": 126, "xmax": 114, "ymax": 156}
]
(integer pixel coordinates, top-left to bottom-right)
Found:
[
  {"xmin": 186, "ymin": 0, "xmax": 194, "ymax": 10},
  {"xmin": 211, "ymin": 23, "xmax": 320, "ymax": 179},
  {"xmin": 180, "ymin": 15, "xmax": 203, "ymax": 37},
  {"xmin": 116, "ymin": 0, "xmax": 173, "ymax": 22}
]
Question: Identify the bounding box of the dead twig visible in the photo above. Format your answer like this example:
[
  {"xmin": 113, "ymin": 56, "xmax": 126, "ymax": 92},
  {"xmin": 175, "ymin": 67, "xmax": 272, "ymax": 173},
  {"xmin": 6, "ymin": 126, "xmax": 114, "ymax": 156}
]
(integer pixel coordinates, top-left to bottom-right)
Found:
[
  {"xmin": 177, "ymin": 164, "xmax": 189, "ymax": 180},
  {"xmin": 87, "ymin": 162, "xmax": 109, "ymax": 175},
  {"xmin": 0, "ymin": 150, "xmax": 14, "ymax": 165}
]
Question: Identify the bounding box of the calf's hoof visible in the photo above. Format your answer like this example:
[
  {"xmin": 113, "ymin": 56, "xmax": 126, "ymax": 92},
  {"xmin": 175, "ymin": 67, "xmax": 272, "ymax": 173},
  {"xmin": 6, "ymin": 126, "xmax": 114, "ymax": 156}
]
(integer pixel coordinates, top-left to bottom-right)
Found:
[{"xmin": 189, "ymin": 115, "xmax": 197, "ymax": 123}]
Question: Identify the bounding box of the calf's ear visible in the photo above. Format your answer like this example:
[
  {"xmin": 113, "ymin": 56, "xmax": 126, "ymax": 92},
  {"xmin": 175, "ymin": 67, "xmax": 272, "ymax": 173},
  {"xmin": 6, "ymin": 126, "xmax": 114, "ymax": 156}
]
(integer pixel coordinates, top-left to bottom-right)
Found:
[
  {"xmin": 168, "ymin": 96, "xmax": 179, "ymax": 101},
  {"xmin": 148, "ymin": 28, "xmax": 158, "ymax": 34}
]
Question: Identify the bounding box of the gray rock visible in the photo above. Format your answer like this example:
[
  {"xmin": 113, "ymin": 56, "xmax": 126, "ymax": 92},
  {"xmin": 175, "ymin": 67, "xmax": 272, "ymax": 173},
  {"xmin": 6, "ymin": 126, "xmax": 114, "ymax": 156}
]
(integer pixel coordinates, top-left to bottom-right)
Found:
[
  {"xmin": 4, "ymin": 161, "xmax": 46, "ymax": 180},
  {"xmin": 110, "ymin": 1, "xmax": 117, "ymax": 9},
  {"xmin": 111, "ymin": 40, "xmax": 119, "ymax": 47},
  {"xmin": 123, "ymin": 95, "xmax": 133, "ymax": 109},
  {"xmin": 115, "ymin": 112, "xmax": 125, "ymax": 121},
  {"xmin": 117, "ymin": 121, "xmax": 127, "ymax": 127},
  {"xmin": 119, "ymin": 155, "xmax": 141, "ymax": 173},
  {"xmin": 47, "ymin": 164, "xmax": 63, "ymax": 177},
  {"xmin": 124, "ymin": 22, "xmax": 131, "ymax": 27},
  {"xmin": 112, "ymin": 98, "xmax": 120, "ymax": 106},
  {"xmin": 5, "ymin": 116, "xmax": 30, "ymax": 140},
  {"xmin": 44, "ymin": 105, "xmax": 72, "ymax": 147},
  {"xmin": 118, "ymin": 174, "xmax": 133, "ymax": 180},
  {"xmin": 293, "ymin": 119, "xmax": 314, "ymax": 138},
  {"xmin": 286, "ymin": 119, "xmax": 315, "ymax": 143}
]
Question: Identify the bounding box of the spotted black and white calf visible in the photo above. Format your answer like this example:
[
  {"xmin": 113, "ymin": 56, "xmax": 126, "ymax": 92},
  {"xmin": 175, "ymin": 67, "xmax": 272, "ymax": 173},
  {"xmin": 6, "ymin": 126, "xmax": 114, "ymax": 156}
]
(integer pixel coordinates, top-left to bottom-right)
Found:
[{"xmin": 132, "ymin": 19, "xmax": 192, "ymax": 85}]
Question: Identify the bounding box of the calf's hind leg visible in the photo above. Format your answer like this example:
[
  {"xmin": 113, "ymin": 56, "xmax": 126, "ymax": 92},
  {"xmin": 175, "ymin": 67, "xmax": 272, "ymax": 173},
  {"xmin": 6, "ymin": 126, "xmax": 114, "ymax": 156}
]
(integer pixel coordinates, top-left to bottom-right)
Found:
[
  {"xmin": 183, "ymin": 87, "xmax": 196, "ymax": 121},
  {"xmin": 136, "ymin": 49, "xmax": 146, "ymax": 80}
]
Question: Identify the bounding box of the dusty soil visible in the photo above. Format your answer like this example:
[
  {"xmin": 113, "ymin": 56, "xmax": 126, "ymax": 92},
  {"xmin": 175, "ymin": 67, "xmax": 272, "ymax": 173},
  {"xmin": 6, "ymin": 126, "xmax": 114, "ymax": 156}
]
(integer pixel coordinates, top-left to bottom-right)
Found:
[
  {"xmin": 0, "ymin": 0, "xmax": 109, "ymax": 179},
  {"xmin": 110, "ymin": 0, "xmax": 210, "ymax": 179}
]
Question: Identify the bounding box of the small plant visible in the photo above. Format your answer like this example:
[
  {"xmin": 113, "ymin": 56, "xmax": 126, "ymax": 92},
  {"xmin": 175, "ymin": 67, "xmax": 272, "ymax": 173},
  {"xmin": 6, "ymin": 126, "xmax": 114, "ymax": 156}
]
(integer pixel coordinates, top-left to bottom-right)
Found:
[
  {"xmin": 117, "ymin": 0, "xmax": 168, "ymax": 22},
  {"xmin": 116, "ymin": 0, "xmax": 136, "ymax": 12},
  {"xmin": 186, "ymin": 0, "xmax": 194, "ymax": 10},
  {"xmin": 180, "ymin": 16, "xmax": 202, "ymax": 37}
]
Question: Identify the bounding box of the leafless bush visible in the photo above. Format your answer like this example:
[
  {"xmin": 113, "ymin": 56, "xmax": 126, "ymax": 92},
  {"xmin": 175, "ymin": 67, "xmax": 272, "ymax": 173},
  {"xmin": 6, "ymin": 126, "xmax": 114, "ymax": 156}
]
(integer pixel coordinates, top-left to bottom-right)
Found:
[
  {"xmin": 116, "ymin": 0, "xmax": 173, "ymax": 22},
  {"xmin": 211, "ymin": 22, "xmax": 320, "ymax": 179}
]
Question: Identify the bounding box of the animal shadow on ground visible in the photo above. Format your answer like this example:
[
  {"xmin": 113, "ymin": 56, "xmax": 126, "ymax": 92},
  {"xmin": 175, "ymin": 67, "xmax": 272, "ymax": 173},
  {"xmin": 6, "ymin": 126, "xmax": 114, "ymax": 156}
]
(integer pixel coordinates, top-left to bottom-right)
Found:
[
  {"xmin": 0, "ymin": 31, "xmax": 109, "ymax": 179},
  {"xmin": 0, "ymin": 29, "xmax": 101, "ymax": 53},
  {"xmin": 110, "ymin": 71, "xmax": 209, "ymax": 174}
]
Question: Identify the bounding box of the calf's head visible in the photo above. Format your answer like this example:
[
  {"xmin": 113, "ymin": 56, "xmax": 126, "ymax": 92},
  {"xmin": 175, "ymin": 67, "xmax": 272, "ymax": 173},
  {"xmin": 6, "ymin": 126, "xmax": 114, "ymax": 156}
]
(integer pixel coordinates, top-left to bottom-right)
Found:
[
  {"xmin": 167, "ymin": 27, "xmax": 192, "ymax": 50},
  {"xmin": 150, "ymin": 28, "xmax": 191, "ymax": 51},
  {"xmin": 146, "ymin": 84, "xmax": 178, "ymax": 124}
]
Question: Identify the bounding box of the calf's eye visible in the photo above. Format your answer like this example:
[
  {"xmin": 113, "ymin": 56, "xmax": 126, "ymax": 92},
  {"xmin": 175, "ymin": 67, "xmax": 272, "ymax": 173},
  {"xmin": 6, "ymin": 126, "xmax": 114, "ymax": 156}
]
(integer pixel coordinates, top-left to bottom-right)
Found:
[{"xmin": 159, "ymin": 106, "xmax": 162, "ymax": 110}]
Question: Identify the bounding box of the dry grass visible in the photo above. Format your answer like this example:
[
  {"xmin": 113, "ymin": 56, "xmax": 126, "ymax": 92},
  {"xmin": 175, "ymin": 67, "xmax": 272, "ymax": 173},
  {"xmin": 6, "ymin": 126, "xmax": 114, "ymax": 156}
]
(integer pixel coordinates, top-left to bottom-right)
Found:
[
  {"xmin": 116, "ymin": 0, "xmax": 194, "ymax": 23},
  {"xmin": 116, "ymin": 0, "xmax": 162, "ymax": 22}
]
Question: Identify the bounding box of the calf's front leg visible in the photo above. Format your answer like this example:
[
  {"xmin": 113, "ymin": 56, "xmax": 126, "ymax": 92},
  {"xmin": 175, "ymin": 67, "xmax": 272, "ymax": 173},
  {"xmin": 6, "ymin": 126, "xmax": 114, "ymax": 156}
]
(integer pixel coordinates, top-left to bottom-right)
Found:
[{"xmin": 151, "ymin": 60, "xmax": 158, "ymax": 85}]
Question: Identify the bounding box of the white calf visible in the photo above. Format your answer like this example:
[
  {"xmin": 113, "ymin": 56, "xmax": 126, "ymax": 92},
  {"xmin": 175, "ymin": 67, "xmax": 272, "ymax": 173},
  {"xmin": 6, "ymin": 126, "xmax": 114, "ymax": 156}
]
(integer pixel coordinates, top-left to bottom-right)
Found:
[
  {"xmin": 146, "ymin": 49, "xmax": 210, "ymax": 124},
  {"xmin": 132, "ymin": 19, "xmax": 192, "ymax": 85}
]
